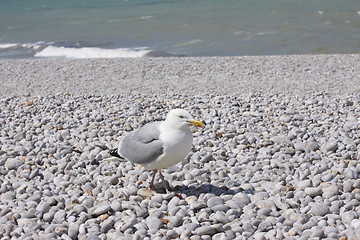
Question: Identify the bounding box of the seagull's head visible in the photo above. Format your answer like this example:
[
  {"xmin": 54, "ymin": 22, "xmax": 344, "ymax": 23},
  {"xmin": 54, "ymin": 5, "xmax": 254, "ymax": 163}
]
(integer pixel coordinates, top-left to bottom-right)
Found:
[{"xmin": 165, "ymin": 109, "xmax": 203, "ymax": 129}]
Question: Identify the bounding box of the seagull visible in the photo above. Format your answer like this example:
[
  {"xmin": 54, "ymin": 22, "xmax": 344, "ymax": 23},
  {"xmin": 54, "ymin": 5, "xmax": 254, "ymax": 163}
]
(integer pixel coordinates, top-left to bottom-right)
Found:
[{"xmin": 109, "ymin": 109, "xmax": 203, "ymax": 192}]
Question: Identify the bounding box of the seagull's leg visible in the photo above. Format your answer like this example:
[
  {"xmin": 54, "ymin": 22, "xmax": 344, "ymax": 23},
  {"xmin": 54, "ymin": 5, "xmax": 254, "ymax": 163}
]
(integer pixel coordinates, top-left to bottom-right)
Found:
[
  {"xmin": 158, "ymin": 170, "xmax": 169, "ymax": 194},
  {"xmin": 150, "ymin": 170, "xmax": 158, "ymax": 191}
]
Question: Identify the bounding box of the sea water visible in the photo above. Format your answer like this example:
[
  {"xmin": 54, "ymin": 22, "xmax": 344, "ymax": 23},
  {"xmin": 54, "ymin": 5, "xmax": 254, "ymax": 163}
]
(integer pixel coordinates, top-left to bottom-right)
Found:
[{"xmin": 1, "ymin": 0, "xmax": 359, "ymax": 58}]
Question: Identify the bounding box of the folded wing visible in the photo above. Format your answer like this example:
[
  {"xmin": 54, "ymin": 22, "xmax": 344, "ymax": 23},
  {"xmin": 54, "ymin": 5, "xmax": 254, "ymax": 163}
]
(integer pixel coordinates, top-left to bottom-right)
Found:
[{"xmin": 119, "ymin": 122, "xmax": 164, "ymax": 164}]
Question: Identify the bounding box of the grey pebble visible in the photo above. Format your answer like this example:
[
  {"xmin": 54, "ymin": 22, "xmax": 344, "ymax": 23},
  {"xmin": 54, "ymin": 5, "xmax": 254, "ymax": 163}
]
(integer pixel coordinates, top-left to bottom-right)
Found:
[
  {"xmin": 5, "ymin": 158, "xmax": 24, "ymax": 170},
  {"xmin": 343, "ymin": 181, "xmax": 354, "ymax": 193},
  {"xmin": 344, "ymin": 168, "xmax": 357, "ymax": 179},
  {"xmin": 311, "ymin": 227, "xmax": 325, "ymax": 238},
  {"xmin": 195, "ymin": 225, "xmax": 216, "ymax": 236},
  {"xmin": 53, "ymin": 210, "xmax": 66, "ymax": 224},
  {"xmin": 191, "ymin": 201, "xmax": 207, "ymax": 210},
  {"xmin": 82, "ymin": 198, "xmax": 94, "ymax": 208},
  {"xmin": 68, "ymin": 223, "xmax": 79, "ymax": 239},
  {"xmin": 145, "ymin": 217, "xmax": 163, "ymax": 234},
  {"xmin": 242, "ymin": 222, "xmax": 255, "ymax": 234},
  {"xmin": 212, "ymin": 211, "xmax": 230, "ymax": 224},
  {"xmin": 100, "ymin": 218, "xmax": 115, "ymax": 233},
  {"xmin": 322, "ymin": 141, "xmax": 338, "ymax": 152},
  {"xmin": 73, "ymin": 205, "xmax": 86, "ymax": 214},
  {"xmin": 211, "ymin": 204, "xmax": 229, "ymax": 212},
  {"xmin": 110, "ymin": 200, "xmax": 122, "ymax": 212},
  {"xmin": 86, "ymin": 234, "xmax": 101, "ymax": 240},
  {"xmin": 1, "ymin": 191, "xmax": 16, "ymax": 201},
  {"xmin": 309, "ymin": 203, "xmax": 330, "ymax": 216},
  {"xmin": 304, "ymin": 187, "xmax": 323, "ymax": 197},
  {"xmin": 207, "ymin": 196, "xmax": 224, "ymax": 208},
  {"xmin": 89, "ymin": 204, "xmax": 111, "ymax": 216},
  {"xmin": 253, "ymin": 232, "xmax": 266, "ymax": 240},
  {"xmin": 258, "ymin": 208, "xmax": 272, "ymax": 217},
  {"xmin": 166, "ymin": 229, "xmax": 179, "ymax": 238},
  {"xmin": 36, "ymin": 202, "xmax": 51, "ymax": 215},
  {"xmin": 14, "ymin": 132, "xmax": 26, "ymax": 141},
  {"xmin": 321, "ymin": 174, "xmax": 334, "ymax": 182},
  {"xmin": 270, "ymin": 135, "xmax": 287, "ymax": 144},
  {"xmin": 212, "ymin": 232, "xmax": 226, "ymax": 240},
  {"xmin": 306, "ymin": 142, "xmax": 320, "ymax": 152},
  {"xmin": 294, "ymin": 142, "xmax": 306, "ymax": 152},
  {"xmin": 295, "ymin": 180, "xmax": 312, "ymax": 189},
  {"xmin": 341, "ymin": 211, "xmax": 356, "ymax": 225},
  {"xmin": 43, "ymin": 210, "xmax": 56, "ymax": 222},
  {"xmin": 170, "ymin": 215, "xmax": 184, "ymax": 227}
]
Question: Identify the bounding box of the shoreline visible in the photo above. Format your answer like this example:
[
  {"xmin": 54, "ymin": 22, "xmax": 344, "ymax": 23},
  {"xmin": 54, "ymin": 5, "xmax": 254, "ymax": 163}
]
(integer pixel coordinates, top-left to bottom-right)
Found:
[{"xmin": 1, "ymin": 54, "xmax": 360, "ymax": 97}]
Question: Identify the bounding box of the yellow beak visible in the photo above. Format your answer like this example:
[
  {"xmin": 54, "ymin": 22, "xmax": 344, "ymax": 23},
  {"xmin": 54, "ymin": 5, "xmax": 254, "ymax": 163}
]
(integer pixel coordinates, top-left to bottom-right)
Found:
[{"xmin": 188, "ymin": 119, "xmax": 204, "ymax": 127}]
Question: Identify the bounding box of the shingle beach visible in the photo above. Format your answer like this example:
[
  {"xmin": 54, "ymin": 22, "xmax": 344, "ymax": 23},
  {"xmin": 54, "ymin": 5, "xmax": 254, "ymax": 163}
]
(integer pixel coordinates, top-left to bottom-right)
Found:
[{"xmin": 1, "ymin": 54, "xmax": 360, "ymax": 239}]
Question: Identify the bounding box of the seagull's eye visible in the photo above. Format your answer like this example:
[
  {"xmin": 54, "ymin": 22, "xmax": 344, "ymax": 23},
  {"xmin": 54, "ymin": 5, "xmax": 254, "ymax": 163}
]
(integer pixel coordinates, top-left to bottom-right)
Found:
[{"xmin": 179, "ymin": 115, "xmax": 185, "ymax": 119}]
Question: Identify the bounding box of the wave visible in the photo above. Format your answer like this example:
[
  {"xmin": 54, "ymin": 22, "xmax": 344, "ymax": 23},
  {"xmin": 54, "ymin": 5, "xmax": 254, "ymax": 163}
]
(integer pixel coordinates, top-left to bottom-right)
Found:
[
  {"xmin": 35, "ymin": 46, "xmax": 151, "ymax": 58},
  {"xmin": 0, "ymin": 42, "xmax": 48, "ymax": 59},
  {"xmin": 233, "ymin": 30, "xmax": 279, "ymax": 41},
  {"xmin": 172, "ymin": 39, "xmax": 203, "ymax": 47},
  {"xmin": 108, "ymin": 15, "xmax": 154, "ymax": 23},
  {"xmin": 0, "ymin": 43, "xmax": 19, "ymax": 49},
  {"xmin": 0, "ymin": 42, "xmax": 44, "ymax": 50},
  {"xmin": 0, "ymin": 41, "xmax": 175, "ymax": 59}
]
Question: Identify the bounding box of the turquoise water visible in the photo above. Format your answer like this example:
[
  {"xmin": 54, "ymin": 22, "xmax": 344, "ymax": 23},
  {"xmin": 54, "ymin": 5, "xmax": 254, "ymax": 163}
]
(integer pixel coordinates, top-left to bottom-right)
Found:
[{"xmin": 1, "ymin": 0, "xmax": 360, "ymax": 58}]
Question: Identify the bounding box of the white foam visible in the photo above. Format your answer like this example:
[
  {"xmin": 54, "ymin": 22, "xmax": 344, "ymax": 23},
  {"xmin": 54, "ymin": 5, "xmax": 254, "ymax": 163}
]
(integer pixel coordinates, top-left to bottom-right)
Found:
[
  {"xmin": 257, "ymin": 30, "xmax": 278, "ymax": 36},
  {"xmin": 173, "ymin": 39, "xmax": 203, "ymax": 47},
  {"xmin": 21, "ymin": 42, "xmax": 45, "ymax": 50},
  {"xmin": 35, "ymin": 46, "xmax": 151, "ymax": 59},
  {"xmin": 0, "ymin": 42, "xmax": 45, "ymax": 50},
  {"xmin": 138, "ymin": 16, "xmax": 153, "ymax": 20},
  {"xmin": 109, "ymin": 15, "xmax": 154, "ymax": 23},
  {"xmin": 0, "ymin": 43, "xmax": 18, "ymax": 49}
]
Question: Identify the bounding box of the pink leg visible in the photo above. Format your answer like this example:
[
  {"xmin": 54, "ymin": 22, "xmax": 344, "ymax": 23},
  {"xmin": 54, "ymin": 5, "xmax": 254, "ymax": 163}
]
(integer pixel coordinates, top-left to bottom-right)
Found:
[
  {"xmin": 150, "ymin": 170, "xmax": 157, "ymax": 191},
  {"xmin": 158, "ymin": 170, "xmax": 169, "ymax": 193}
]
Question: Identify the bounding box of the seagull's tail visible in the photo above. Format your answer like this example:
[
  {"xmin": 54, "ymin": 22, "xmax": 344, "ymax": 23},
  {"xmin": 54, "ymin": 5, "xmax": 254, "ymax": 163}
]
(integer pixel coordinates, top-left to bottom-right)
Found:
[{"xmin": 108, "ymin": 148, "xmax": 122, "ymax": 159}]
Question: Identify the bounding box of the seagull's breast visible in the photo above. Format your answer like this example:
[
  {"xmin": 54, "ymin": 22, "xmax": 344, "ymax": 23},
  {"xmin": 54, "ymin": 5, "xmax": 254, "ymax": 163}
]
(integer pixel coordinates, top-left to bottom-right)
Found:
[{"xmin": 143, "ymin": 127, "xmax": 193, "ymax": 170}]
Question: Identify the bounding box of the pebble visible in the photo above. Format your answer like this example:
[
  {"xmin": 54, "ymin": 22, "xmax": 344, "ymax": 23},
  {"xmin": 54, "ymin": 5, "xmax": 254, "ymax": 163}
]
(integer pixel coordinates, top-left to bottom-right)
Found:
[
  {"xmin": 253, "ymin": 232, "xmax": 266, "ymax": 240},
  {"xmin": 295, "ymin": 180, "xmax": 312, "ymax": 189},
  {"xmin": 5, "ymin": 158, "xmax": 24, "ymax": 170},
  {"xmin": 170, "ymin": 215, "xmax": 183, "ymax": 227},
  {"xmin": 304, "ymin": 187, "xmax": 323, "ymax": 197},
  {"xmin": 257, "ymin": 208, "xmax": 272, "ymax": 217},
  {"xmin": 212, "ymin": 211, "xmax": 230, "ymax": 224},
  {"xmin": 294, "ymin": 142, "xmax": 306, "ymax": 152},
  {"xmin": 137, "ymin": 188, "xmax": 153, "ymax": 198},
  {"xmin": 1, "ymin": 191, "xmax": 16, "ymax": 201},
  {"xmin": 270, "ymin": 135, "xmax": 287, "ymax": 144},
  {"xmin": 43, "ymin": 210, "xmax": 55, "ymax": 222},
  {"xmin": 90, "ymin": 204, "xmax": 111, "ymax": 217},
  {"xmin": 322, "ymin": 141, "xmax": 338, "ymax": 152},
  {"xmin": 1, "ymin": 86, "xmax": 360, "ymax": 239},
  {"xmin": 53, "ymin": 210, "xmax": 66, "ymax": 224},
  {"xmin": 195, "ymin": 225, "xmax": 216, "ymax": 236},
  {"xmin": 309, "ymin": 203, "xmax": 330, "ymax": 216},
  {"xmin": 146, "ymin": 217, "xmax": 163, "ymax": 234},
  {"xmin": 101, "ymin": 218, "xmax": 116, "ymax": 233},
  {"xmin": 306, "ymin": 142, "xmax": 320, "ymax": 152},
  {"xmin": 207, "ymin": 196, "xmax": 224, "ymax": 208},
  {"xmin": 166, "ymin": 229, "xmax": 179, "ymax": 238},
  {"xmin": 68, "ymin": 223, "xmax": 79, "ymax": 239}
]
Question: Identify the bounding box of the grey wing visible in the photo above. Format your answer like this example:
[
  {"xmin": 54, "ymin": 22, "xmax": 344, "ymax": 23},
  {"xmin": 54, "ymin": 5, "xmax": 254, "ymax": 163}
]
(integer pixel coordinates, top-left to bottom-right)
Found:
[{"xmin": 118, "ymin": 122, "xmax": 164, "ymax": 164}]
